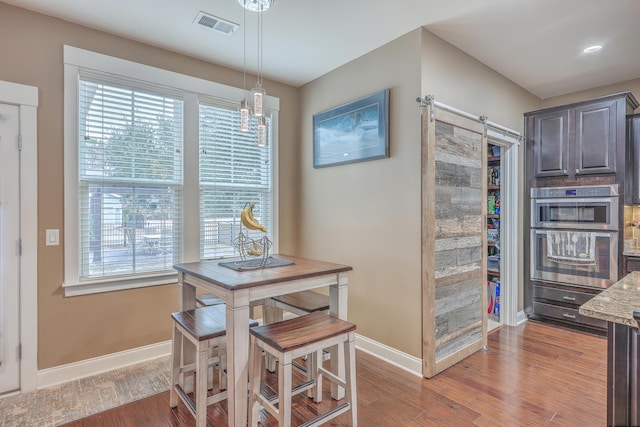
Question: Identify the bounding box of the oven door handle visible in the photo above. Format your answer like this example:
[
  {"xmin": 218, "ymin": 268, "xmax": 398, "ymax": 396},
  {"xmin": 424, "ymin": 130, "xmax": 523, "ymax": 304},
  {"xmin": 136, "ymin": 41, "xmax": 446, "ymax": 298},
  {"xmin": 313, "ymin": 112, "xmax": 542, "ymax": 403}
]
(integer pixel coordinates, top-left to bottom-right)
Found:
[{"xmin": 531, "ymin": 230, "xmax": 617, "ymax": 238}]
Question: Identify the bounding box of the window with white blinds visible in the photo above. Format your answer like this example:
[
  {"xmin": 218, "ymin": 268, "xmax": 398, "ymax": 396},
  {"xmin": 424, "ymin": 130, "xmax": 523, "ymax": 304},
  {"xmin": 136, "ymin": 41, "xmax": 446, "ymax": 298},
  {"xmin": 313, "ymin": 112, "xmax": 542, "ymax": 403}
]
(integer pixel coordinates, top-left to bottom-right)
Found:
[
  {"xmin": 199, "ymin": 103, "xmax": 273, "ymax": 259},
  {"xmin": 63, "ymin": 46, "xmax": 279, "ymax": 296},
  {"xmin": 78, "ymin": 76, "xmax": 183, "ymax": 280}
]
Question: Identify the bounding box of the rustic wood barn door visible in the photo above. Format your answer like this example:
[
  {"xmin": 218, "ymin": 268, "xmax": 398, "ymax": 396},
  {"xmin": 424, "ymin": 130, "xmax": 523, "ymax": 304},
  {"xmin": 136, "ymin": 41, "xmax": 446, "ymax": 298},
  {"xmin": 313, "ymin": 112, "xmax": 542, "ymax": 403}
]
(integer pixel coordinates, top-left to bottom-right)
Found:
[{"xmin": 421, "ymin": 101, "xmax": 488, "ymax": 378}]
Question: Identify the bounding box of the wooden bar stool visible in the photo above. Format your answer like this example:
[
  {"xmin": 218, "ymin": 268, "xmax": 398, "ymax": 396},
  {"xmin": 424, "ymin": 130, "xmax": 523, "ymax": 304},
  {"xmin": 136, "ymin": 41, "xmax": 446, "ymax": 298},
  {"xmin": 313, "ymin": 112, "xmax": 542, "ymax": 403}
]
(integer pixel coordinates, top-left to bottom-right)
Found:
[
  {"xmin": 248, "ymin": 311, "xmax": 358, "ymax": 427},
  {"xmin": 194, "ymin": 294, "xmax": 227, "ymax": 391},
  {"xmin": 264, "ymin": 291, "xmax": 331, "ymax": 371},
  {"xmin": 170, "ymin": 304, "xmax": 257, "ymax": 427}
]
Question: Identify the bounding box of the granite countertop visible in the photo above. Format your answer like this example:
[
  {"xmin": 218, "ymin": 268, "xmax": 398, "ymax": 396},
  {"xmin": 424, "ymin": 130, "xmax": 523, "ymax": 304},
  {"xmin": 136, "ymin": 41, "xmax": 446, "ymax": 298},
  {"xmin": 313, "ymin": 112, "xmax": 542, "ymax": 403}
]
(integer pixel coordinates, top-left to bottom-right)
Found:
[
  {"xmin": 579, "ymin": 271, "xmax": 640, "ymax": 327},
  {"xmin": 623, "ymin": 249, "xmax": 640, "ymax": 257}
]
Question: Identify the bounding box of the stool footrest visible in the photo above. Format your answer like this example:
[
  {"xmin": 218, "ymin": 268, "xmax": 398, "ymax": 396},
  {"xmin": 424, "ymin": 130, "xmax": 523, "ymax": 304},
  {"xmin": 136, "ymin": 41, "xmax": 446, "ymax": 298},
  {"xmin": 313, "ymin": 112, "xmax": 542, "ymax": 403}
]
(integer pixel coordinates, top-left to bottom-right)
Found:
[
  {"xmin": 174, "ymin": 384, "xmax": 197, "ymax": 418},
  {"xmin": 292, "ymin": 360, "xmax": 307, "ymax": 374},
  {"xmin": 174, "ymin": 380, "xmax": 229, "ymax": 415},
  {"xmin": 299, "ymin": 402, "xmax": 351, "ymax": 427}
]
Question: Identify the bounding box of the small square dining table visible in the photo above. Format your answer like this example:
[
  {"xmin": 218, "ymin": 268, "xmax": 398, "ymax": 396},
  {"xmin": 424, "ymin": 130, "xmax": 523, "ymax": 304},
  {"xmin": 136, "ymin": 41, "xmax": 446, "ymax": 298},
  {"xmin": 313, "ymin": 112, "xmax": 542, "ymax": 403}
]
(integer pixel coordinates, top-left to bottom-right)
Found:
[{"xmin": 173, "ymin": 254, "xmax": 352, "ymax": 427}]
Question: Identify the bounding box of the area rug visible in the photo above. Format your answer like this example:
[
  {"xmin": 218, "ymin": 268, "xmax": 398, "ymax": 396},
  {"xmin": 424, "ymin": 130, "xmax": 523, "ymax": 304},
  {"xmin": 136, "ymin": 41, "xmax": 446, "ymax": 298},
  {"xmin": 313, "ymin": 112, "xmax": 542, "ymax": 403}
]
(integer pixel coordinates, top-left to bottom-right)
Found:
[{"xmin": 0, "ymin": 355, "xmax": 170, "ymax": 427}]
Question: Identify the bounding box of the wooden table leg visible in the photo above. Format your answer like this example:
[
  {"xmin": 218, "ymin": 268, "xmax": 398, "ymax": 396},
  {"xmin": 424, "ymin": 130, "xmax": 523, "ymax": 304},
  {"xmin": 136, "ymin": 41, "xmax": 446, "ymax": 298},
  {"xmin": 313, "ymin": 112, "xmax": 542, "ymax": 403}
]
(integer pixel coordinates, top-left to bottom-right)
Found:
[
  {"xmin": 178, "ymin": 274, "xmax": 196, "ymax": 311},
  {"xmin": 263, "ymin": 298, "xmax": 283, "ymax": 372},
  {"xmin": 226, "ymin": 294, "xmax": 251, "ymax": 427},
  {"xmin": 329, "ymin": 272, "xmax": 348, "ymax": 400}
]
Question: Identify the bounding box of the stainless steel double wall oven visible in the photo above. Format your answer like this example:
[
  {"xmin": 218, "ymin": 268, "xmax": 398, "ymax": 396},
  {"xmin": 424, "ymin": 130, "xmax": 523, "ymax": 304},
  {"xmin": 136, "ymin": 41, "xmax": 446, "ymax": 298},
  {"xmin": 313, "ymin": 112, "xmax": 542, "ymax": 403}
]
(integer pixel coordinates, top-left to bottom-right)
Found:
[{"xmin": 530, "ymin": 185, "xmax": 619, "ymax": 289}]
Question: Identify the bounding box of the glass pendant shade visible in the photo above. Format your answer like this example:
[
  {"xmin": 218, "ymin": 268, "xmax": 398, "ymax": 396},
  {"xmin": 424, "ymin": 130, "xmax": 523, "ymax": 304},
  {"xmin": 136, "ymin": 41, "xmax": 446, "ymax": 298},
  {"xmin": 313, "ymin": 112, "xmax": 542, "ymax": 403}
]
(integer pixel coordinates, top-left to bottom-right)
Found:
[
  {"xmin": 239, "ymin": 0, "xmax": 270, "ymax": 139},
  {"xmin": 257, "ymin": 116, "xmax": 268, "ymax": 147},
  {"xmin": 239, "ymin": 100, "xmax": 250, "ymax": 132},
  {"xmin": 238, "ymin": 0, "xmax": 274, "ymax": 12},
  {"xmin": 252, "ymin": 83, "xmax": 264, "ymax": 117}
]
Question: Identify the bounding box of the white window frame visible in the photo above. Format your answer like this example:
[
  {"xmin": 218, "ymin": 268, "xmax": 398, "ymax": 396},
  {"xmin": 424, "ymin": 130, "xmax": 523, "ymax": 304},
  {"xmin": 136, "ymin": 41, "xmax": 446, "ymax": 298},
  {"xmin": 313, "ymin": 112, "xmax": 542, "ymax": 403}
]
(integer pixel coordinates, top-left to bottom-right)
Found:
[{"xmin": 62, "ymin": 46, "xmax": 279, "ymax": 297}]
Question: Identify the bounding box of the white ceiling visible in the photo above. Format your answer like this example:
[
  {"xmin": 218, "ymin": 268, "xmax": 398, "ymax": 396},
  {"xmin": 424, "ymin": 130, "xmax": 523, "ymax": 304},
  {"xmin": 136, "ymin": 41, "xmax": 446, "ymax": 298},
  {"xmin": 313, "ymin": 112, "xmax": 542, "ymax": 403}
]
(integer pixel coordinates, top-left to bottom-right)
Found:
[{"xmin": 4, "ymin": 0, "xmax": 640, "ymax": 99}]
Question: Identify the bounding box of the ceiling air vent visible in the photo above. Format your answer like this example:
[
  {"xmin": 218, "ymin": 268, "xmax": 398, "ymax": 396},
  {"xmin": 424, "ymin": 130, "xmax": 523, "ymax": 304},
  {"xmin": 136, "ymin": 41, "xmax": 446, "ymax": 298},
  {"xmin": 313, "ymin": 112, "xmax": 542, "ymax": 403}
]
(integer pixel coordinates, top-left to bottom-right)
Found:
[{"xmin": 194, "ymin": 11, "xmax": 239, "ymax": 35}]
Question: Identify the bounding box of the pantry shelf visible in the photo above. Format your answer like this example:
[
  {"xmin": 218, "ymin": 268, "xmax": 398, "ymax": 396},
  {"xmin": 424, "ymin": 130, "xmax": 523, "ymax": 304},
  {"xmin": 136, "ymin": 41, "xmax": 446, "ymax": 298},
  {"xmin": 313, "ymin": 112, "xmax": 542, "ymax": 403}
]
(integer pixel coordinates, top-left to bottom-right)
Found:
[{"xmin": 487, "ymin": 143, "xmax": 501, "ymax": 323}]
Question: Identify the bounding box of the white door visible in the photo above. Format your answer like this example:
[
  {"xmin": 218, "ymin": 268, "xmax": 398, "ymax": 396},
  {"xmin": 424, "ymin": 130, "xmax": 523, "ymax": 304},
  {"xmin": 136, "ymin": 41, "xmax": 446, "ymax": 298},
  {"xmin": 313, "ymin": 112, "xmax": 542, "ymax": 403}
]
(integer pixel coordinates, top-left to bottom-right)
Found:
[{"xmin": 0, "ymin": 103, "xmax": 20, "ymax": 394}]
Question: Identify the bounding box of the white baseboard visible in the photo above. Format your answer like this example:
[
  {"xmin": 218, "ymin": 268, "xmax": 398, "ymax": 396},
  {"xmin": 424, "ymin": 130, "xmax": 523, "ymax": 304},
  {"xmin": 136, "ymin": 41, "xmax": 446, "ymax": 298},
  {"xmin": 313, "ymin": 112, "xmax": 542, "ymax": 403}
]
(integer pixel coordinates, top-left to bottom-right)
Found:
[
  {"xmin": 37, "ymin": 324, "xmax": 520, "ymax": 389},
  {"xmin": 355, "ymin": 333, "xmax": 423, "ymax": 378},
  {"xmin": 516, "ymin": 310, "xmax": 527, "ymax": 325},
  {"xmin": 37, "ymin": 340, "xmax": 171, "ymax": 389}
]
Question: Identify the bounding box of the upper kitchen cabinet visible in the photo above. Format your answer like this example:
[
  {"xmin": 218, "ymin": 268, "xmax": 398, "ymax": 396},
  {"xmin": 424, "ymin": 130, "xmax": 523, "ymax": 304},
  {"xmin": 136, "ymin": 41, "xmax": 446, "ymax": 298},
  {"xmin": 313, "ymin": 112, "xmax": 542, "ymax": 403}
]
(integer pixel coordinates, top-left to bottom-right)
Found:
[
  {"xmin": 574, "ymin": 99, "xmax": 618, "ymax": 175},
  {"xmin": 626, "ymin": 114, "xmax": 640, "ymax": 204},
  {"xmin": 525, "ymin": 92, "xmax": 638, "ymax": 180},
  {"xmin": 529, "ymin": 109, "xmax": 569, "ymax": 177}
]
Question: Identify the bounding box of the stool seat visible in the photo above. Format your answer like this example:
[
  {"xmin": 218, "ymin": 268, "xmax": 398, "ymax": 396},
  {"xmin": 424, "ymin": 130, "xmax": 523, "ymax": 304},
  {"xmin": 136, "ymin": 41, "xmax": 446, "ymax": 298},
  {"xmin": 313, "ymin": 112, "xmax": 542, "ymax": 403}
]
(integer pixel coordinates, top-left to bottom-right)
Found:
[
  {"xmin": 172, "ymin": 304, "xmax": 230, "ymax": 341},
  {"xmin": 271, "ymin": 291, "xmax": 330, "ymax": 314},
  {"xmin": 195, "ymin": 293, "xmax": 225, "ymax": 307},
  {"xmin": 250, "ymin": 311, "xmax": 355, "ymax": 352},
  {"xmin": 264, "ymin": 291, "xmax": 331, "ymax": 372},
  {"xmin": 196, "ymin": 293, "xmax": 264, "ymax": 320}
]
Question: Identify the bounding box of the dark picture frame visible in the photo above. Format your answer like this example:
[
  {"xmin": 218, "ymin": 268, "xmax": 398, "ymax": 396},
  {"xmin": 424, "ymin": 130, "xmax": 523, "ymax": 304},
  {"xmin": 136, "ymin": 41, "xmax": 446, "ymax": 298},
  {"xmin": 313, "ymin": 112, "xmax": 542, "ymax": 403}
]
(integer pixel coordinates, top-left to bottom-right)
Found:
[{"xmin": 313, "ymin": 89, "xmax": 390, "ymax": 168}]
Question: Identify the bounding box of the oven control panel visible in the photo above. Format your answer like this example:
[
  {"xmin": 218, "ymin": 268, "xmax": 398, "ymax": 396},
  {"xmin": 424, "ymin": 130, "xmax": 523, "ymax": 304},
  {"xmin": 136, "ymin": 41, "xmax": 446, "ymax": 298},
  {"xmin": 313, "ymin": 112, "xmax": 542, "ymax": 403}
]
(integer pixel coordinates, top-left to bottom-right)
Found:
[{"xmin": 531, "ymin": 184, "xmax": 618, "ymax": 199}]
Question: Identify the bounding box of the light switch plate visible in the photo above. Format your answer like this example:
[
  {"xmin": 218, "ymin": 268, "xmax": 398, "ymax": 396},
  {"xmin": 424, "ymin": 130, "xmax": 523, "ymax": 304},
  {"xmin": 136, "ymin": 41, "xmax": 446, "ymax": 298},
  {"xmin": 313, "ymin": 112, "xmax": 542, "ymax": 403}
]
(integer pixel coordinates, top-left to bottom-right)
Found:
[{"xmin": 45, "ymin": 229, "xmax": 59, "ymax": 246}]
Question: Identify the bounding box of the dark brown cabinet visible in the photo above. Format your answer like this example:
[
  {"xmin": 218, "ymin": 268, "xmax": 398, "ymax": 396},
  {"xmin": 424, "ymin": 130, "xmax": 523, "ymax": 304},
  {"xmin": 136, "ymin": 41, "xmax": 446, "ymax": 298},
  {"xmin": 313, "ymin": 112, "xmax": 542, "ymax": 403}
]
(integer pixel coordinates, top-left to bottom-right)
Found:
[
  {"xmin": 523, "ymin": 92, "xmax": 638, "ymax": 335},
  {"xmin": 530, "ymin": 109, "xmax": 569, "ymax": 177},
  {"xmin": 574, "ymin": 99, "xmax": 618, "ymax": 175},
  {"xmin": 527, "ymin": 96, "xmax": 623, "ymax": 179},
  {"xmin": 625, "ymin": 114, "xmax": 640, "ymax": 204},
  {"xmin": 532, "ymin": 285, "xmax": 606, "ymax": 330},
  {"xmin": 625, "ymin": 256, "xmax": 640, "ymax": 274}
]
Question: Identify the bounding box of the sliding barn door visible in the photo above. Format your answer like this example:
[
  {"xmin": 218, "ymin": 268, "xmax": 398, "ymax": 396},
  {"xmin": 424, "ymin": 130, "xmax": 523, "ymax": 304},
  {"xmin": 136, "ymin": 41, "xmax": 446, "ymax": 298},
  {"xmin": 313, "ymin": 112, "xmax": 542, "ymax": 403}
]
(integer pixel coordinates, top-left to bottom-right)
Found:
[{"xmin": 421, "ymin": 103, "xmax": 488, "ymax": 378}]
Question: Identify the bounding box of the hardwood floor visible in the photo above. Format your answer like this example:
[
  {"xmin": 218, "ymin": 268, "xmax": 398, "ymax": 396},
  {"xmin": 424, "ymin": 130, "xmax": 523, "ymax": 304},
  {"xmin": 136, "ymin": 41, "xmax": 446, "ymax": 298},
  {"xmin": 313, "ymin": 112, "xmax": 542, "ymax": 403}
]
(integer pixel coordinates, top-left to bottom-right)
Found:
[{"xmin": 61, "ymin": 321, "xmax": 607, "ymax": 426}]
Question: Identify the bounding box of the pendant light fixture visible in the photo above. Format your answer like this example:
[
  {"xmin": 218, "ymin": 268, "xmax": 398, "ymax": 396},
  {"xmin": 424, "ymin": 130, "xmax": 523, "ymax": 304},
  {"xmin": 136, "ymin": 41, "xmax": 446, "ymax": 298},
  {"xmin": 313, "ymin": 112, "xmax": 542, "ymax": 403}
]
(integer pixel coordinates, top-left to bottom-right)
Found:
[
  {"xmin": 251, "ymin": 0, "xmax": 266, "ymax": 118},
  {"xmin": 239, "ymin": 1, "xmax": 250, "ymax": 132},
  {"xmin": 257, "ymin": 116, "xmax": 268, "ymax": 147},
  {"xmin": 239, "ymin": 99, "xmax": 250, "ymax": 132},
  {"xmin": 238, "ymin": 0, "xmax": 273, "ymax": 12},
  {"xmin": 238, "ymin": 0, "xmax": 272, "ymax": 147}
]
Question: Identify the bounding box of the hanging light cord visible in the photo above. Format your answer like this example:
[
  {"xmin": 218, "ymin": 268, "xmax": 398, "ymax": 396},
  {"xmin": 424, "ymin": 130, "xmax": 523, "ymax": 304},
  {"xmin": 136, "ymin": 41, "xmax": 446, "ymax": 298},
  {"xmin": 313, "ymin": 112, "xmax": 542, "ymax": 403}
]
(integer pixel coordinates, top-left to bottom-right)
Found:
[
  {"xmin": 242, "ymin": 1, "xmax": 247, "ymax": 94},
  {"xmin": 258, "ymin": 5, "xmax": 263, "ymax": 86}
]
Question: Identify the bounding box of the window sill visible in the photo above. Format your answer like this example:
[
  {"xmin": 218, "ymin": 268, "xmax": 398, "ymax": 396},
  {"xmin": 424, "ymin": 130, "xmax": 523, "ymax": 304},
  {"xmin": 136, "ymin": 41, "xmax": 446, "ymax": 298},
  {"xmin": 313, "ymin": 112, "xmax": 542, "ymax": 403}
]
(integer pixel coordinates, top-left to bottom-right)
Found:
[{"xmin": 62, "ymin": 271, "xmax": 178, "ymax": 297}]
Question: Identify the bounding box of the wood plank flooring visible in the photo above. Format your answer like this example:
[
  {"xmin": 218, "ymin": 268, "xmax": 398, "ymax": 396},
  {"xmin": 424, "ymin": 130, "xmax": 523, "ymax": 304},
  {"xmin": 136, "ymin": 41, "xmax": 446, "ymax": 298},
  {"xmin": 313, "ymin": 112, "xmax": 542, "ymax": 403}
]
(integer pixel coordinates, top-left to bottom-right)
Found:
[{"xmin": 61, "ymin": 321, "xmax": 607, "ymax": 426}]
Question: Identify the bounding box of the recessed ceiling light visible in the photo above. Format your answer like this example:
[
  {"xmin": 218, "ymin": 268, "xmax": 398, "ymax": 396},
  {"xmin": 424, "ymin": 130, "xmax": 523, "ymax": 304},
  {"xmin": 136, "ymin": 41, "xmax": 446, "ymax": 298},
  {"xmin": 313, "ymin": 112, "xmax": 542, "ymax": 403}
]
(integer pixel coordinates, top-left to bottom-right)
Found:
[{"xmin": 583, "ymin": 45, "xmax": 603, "ymax": 54}]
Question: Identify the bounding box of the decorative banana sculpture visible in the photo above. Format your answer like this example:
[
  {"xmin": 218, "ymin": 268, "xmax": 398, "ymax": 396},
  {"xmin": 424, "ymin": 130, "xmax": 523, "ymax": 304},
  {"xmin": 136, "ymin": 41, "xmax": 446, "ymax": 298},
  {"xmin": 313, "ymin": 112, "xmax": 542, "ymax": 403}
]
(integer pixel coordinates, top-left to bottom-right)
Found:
[{"xmin": 240, "ymin": 203, "xmax": 267, "ymax": 233}]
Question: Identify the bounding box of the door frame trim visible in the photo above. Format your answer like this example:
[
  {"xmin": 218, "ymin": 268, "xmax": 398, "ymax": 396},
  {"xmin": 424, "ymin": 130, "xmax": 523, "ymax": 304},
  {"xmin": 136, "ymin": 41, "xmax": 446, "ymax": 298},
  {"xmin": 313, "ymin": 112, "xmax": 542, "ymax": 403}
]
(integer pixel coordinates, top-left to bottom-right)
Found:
[
  {"xmin": 0, "ymin": 80, "xmax": 38, "ymax": 393},
  {"xmin": 487, "ymin": 129, "xmax": 520, "ymax": 327}
]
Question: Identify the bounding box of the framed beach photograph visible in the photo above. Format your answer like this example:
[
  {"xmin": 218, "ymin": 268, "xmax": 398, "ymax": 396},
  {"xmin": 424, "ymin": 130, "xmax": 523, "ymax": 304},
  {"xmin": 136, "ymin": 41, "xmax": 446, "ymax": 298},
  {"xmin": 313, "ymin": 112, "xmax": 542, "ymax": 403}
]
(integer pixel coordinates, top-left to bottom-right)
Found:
[{"xmin": 313, "ymin": 89, "xmax": 390, "ymax": 168}]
